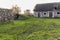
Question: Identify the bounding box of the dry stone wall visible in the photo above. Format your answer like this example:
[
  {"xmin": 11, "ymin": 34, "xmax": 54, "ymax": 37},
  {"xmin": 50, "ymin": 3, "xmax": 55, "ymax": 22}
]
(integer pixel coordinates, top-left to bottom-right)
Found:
[{"xmin": 0, "ymin": 8, "xmax": 14, "ymax": 22}]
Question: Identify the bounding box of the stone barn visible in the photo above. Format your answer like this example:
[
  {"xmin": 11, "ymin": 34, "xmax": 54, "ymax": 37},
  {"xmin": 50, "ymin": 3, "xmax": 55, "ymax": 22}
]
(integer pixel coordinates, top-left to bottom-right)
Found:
[
  {"xmin": 34, "ymin": 2, "xmax": 60, "ymax": 18},
  {"xmin": 0, "ymin": 8, "xmax": 14, "ymax": 22}
]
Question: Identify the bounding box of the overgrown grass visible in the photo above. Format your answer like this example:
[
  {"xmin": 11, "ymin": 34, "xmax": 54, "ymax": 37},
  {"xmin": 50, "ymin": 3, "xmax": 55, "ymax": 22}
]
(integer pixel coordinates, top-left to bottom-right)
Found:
[{"xmin": 0, "ymin": 17, "xmax": 60, "ymax": 40}]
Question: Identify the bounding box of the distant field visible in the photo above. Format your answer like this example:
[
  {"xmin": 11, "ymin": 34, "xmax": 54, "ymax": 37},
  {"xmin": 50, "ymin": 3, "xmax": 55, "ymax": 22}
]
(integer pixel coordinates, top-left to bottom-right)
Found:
[{"xmin": 0, "ymin": 17, "xmax": 60, "ymax": 40}]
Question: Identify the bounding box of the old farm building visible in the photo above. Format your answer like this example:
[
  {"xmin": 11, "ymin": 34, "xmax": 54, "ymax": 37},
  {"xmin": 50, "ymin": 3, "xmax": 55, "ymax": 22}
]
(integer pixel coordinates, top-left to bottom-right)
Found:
[{"xmin": 34, "ymin": 2, "xmax": 60, "ymax": 18}]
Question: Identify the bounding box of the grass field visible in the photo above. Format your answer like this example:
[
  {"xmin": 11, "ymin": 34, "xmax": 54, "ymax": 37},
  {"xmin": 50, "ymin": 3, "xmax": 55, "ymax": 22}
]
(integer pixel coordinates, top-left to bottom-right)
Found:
[{"xmin": 0, "ymin": 17, "xmax": 60, "ymax": 40}]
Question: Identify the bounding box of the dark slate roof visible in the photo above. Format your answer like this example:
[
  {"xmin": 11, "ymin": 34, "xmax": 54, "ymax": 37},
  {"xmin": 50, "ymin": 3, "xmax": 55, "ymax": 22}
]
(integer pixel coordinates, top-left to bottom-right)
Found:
[{"xmin": 34, "ymin": 2, "xmax": 60, "ymax": 12}]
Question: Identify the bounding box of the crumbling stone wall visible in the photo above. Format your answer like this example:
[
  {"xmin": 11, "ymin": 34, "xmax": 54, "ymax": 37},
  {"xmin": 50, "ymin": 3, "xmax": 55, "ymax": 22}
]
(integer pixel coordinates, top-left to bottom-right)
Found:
[{"xmin": 0, "ymin": 8, "xmax": 14, "ymax": 22}]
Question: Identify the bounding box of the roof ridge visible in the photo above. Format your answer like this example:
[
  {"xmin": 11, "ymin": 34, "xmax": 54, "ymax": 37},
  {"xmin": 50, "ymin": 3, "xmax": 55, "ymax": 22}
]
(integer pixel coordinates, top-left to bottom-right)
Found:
[{"xmin": 37, "ymin": 2, "xmax": 60, "ymax": 5}]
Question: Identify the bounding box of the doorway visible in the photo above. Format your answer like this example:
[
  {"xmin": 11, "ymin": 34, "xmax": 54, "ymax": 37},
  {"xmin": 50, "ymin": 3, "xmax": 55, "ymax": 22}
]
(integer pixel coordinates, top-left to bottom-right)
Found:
[
  {"xmin": 49, "ymin": 12, "xmax": 52, "ymax": 17},
  {"xmin": 38, "ymin": 12, "xmax": 40, "ymax": 17}
]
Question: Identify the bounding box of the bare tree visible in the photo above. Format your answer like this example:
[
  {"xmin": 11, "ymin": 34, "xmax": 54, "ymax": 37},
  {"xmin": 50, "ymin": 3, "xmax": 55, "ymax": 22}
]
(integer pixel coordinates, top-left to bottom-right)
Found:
[
  {"xmin": 11, "ymin": 5, "xmax": 21, "ymax": 19},
  {"xmin": 11, "ymin": 4, "xmax": 21, "ymax": 14}
]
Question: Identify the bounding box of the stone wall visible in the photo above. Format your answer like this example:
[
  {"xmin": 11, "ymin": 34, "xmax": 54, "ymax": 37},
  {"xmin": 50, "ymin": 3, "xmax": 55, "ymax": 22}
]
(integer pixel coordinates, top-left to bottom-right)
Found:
[{"xmin": 0, "ymin": 8, "xmax": 14, "ymax": 22}]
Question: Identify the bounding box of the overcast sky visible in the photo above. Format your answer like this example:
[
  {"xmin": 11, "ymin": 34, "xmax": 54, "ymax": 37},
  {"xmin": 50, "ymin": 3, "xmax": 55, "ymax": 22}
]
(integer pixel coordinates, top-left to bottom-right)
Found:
[{"xmin": 0, "ymin": 0, "xmax": 60, "ymax": 12}]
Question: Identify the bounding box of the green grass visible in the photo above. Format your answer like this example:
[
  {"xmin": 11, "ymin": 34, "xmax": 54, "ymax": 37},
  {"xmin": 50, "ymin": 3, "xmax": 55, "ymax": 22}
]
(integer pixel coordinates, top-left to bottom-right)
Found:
[{"xmin": 0, "ymin": 17, "xmax": 60, "ymax": 40}]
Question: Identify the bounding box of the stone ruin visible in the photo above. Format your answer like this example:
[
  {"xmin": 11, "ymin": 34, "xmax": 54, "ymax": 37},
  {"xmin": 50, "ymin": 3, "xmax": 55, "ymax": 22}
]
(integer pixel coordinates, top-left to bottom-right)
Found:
[{"xmin": 0, "ymin": 8, "xmax": 14, "ymax": 22}]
